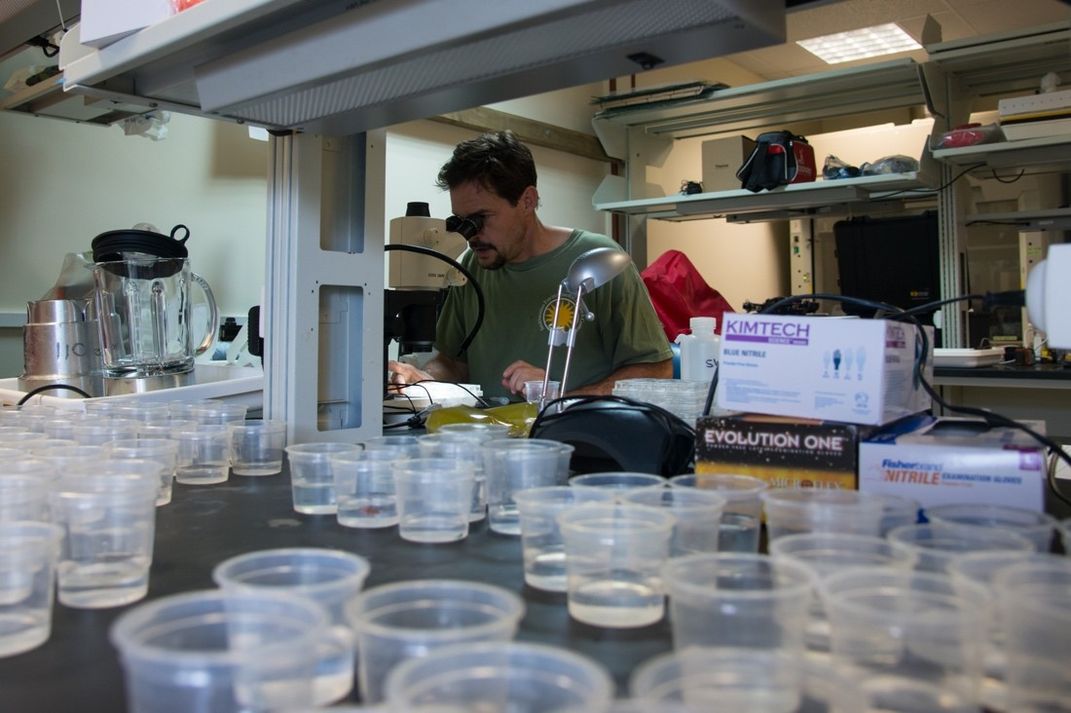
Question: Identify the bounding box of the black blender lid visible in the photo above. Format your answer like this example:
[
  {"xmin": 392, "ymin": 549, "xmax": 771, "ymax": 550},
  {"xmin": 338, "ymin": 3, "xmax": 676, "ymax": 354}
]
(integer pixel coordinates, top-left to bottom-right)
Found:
[{"xmin": 92, "ymin": 224, "xmax": 190, "ymax": 263}]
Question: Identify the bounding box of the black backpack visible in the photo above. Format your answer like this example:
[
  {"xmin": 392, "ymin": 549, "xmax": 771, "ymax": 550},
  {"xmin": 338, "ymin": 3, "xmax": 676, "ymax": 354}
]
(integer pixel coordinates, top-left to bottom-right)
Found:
[{"xmin": 736, "ymin": 130, "xmax": 811, "ymax": 193}]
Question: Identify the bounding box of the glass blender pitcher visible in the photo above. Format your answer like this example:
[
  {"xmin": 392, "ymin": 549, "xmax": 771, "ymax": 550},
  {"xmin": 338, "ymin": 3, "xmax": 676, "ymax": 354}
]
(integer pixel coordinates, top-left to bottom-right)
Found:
[{"xmin": 92, "ymin": 225, "xmax": 218, "ymax": 378}]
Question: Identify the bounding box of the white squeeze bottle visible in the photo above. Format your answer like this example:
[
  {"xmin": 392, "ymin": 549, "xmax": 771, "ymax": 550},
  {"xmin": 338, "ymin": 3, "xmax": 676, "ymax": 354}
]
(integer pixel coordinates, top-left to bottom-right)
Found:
[{"xmin": 676, "ymin": 316, "xmax": 720, "ymax": 383}]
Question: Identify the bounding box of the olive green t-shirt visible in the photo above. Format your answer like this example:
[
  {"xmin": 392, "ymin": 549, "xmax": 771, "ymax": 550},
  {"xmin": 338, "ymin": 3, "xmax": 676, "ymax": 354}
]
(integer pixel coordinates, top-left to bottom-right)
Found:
[{"xmin": 435, "ymin": 229, "xmax": 672, "ymax": 400}]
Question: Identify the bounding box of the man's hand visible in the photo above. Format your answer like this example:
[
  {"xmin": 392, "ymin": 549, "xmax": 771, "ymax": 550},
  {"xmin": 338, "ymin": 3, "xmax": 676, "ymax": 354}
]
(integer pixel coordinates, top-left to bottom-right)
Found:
[
  {"xmin": 387, "ymin": 360, "xmax": 433, "ymax": 386},
  {"xmin": 501, "ymin": 360, "xmax": 546, "ymax": 395}
]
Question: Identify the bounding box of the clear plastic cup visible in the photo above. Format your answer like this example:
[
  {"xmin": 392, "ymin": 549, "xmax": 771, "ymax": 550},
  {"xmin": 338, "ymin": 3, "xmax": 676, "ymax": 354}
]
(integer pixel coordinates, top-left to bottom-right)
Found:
[
  {"xmin": 384, "ymin": 641, "xmax": 612, "ymax": 713},
  {"xmin": 569, "ymin": 471, "xmax": 665, "ymax": 497},
  {"xmin": 887, "ymin": 522, "xmax": 1035, "ymax": 573},
  {"xmin": 23, "ymin": 438, "xmax": 78, "ymax": 456},
  {"xmin": 174, "ymin": 424, "xmax": 232, "ymax": 486},
  {"xmin": 71, "ymin": 418, "xmax": 140, "ymax": 446},
  {"xmin": 104, "ymin": 438, "xmax": 179, "ymax": 506},
  {"xmin": 37, "ymin": 444, "xmax": 107, "ymax": 472},
  {"xmin": 630, "ymin": 647, "xmax": 861, "ymax": 713},
  {"xmin": 331, "ymin": 449, "xmax": 399, "ymax": 528},
  {"xmin": 0, "ymin": 474, "xmax": 51, "ymax": 523},
  {"xmin": 113, "ymin": 402, "xmax": 172, "ymax": 424},
  {"xmin": 523, "ymin": 379, "xmax": 560, "ymax": 405},
  {"xmin": 769, "ymin": 533, "xmax": 918, "ymax": 652},
  {"xmin": 40, "ymin": 415, "xmax": 88, "ymax": 440},
  {"xmin": 437, "ymin": 422, "xmax": 511, "ymax": 442},
  {"xmin": 514, "ymin": 486, "xmax": 615, "ymax": 592},
  {"xmin": 392, "ymin": 457, "xmax": 475, "ymax": 543},
  {"xmin": 190, "ymin": 402, "xmax": 248, "ymax": 425},
  {"xmin": 993, "ymin": 559, "xmax": 1071, "ymax": 713},
  {"xmin": 418, "ymin": 434, "xmax": 486, "ymax": 522},
  {"xmin": 0, "ymin": 521, "xmax": 62, "ymax": 657},
  {"xmin": 859, "ymin": 676, "xmax": 979, "ymax": 713},
  {"xmin": 51, "ymin": 466, "xmax": 159, "ymax": 608},
  {"xmin": 483, "ymin": 441, "xmax": 568, "ymax": 535},
  {"xmin": 212, "ymin": 548, "xmax": 370, "ymax": 705},
  {"xmin": 558, "ymin": 502, "xmax": 676, "ymax": 628},
  {"xmin": 624, "ymin": 487, "xmax": 727, "ymax": 555},
  {"xmin": 926, "ymin": 503, "xmax": 1057, "ymax": 552},
  {"xmin": 662, "ymin": 553, "xmax": 814, "ymax": 651},
  {"xmin": 285, "ymin": 442, "xmax": 361, "ymax": 515},
  {"xmin": 872, "ymin": 492, "xmax": 921, "ymax": 535},
  {"xmin": 228, "ymin": 419, "xmax": 287, "ymax": 476},
  {"xmin": 821, "ymin": 566, "xmax": 991, "ymax": 706},
  {"xmin": 760, "ymin": 488, "xmax": 885, "ymax": 541},
  {"xmin": 346, "ymin": 579, "xmax": 525, "ymax": 704},
  {"xmin": 0, "ymin": 427, "xmax": 44, "ymax": 448},
  {"xmin": 362, "ymin": 435, "xmax": 421, "ymax": 459},
  {"xmin": 138, "ymin": 419, "xmax": 194, "ymax": 440},
  {"xmin": 167, "ymin": 400, "xmax": 213, "ymax": 421},
  {"xmin": 111, "ymin": 589, "xmax": 348, "ymax": 713},
  {"xmin": 669, "ymin": 473, "xmax": 767, "ymax": 552}
]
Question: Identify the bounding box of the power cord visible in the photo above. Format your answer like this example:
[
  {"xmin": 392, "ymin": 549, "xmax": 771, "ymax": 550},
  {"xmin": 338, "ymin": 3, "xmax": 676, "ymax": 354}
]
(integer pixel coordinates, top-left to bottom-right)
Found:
[{"xmin": 17, "ymin": 383, "xmax": 91, "ymax": 405}]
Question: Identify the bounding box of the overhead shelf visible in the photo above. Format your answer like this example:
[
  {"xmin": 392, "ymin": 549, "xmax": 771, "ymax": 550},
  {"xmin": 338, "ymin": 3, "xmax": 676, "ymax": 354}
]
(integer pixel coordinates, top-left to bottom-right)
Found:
[
  {"xmin": 967, "ymin": 208, "xmax": 1071, "ymax": 231},
  {"xmin": 933, "ymin": 135, "xmax": 1071, "ymax": 174},
  {"xmin": 592, "ymin": 58, "xmax": 929, "ymax": 140},
  {"xmin": 593, "ymin": 172, "xmax": 934, "ymax": 223}
]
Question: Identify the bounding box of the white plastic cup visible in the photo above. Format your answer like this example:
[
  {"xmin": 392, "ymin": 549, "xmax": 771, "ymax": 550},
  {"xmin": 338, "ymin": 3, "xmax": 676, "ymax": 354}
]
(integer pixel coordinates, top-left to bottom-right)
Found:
[
  {"xmin": 513, "ymin": 486, "xmax": 616, "ymax": 592},
  {"xmin": 558, "ymin": 502, "xmax": 676, "ymax": 628},
  {"xmin": 228, "ymin": 420, "xmax": 287, "ymax": 476},
  {"xmin": 926, "ymin": 503, "xmax": 1057, "ymax": 552},
  {"xmin": 111, "ymin": 589, "xmax": 348, "ymax": 713},
  {"xmin": 346, "ymin": 579, "xmax": 525, "ymax": 704},
  {"xmin": 483, "ymin": 441, "xmax": 567, "ymax": 535},
  {"xmin": 760, "ymin": 488, "xmax": 885, "ymax": 541},
  {"xmin": 887, "ymin": 522, "xmax": 1035, "ymax": 573},
  {"xmin": 174, "ymin": 424, "xmax": 231, "ymax": 486},
  {"xmin": 104, "ymin": 438, "xmax": 179, "ymax": 506},
  {"xmin": 285, "ymin": 443, "xmax": 361, "ymax": 515},
  {"xmin": 0, "ymin": 521, "xmax": 62, "ymax": 657},
  {"xmin": 51, "ymin": 466, "xmax": 159, "ymax": 608},
  {"xmin": 661, "ymin": 553, "xmax": 814, "ymax": 652},
  {"xmin": 669, "ymin": 473, "xmax": 767, "ymax": 552},
  {"xmin": 212, "ymin": 548, "xmax": 370, "ymax": 705},
  {"xmin": 993, "ymin": 559, "xmax": 1071, "ymax": 712},
  {"xmin": 392, "ymin": 458, "xmax": 475, "ymax": 543},
  {"xmin": 331, "ymin": 449, "xmax": 399, "ymax": 528},
  {"xmin": 624, "ymin": 487, "xmax": 727, "ymax": 555},
  {"xmin": 821, "ymin": 566, "xmax": 991, "ymax": 706},
  {"xmin": 384, "ymin": 641, "xmax": 612, "ymax": 713}
]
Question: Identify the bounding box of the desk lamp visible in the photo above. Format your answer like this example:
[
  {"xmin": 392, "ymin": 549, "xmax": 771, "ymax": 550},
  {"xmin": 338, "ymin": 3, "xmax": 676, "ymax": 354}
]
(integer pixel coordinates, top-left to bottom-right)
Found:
[{"xmin": 539, "ymin": 247, "xmax": 632, "ymax": 410}]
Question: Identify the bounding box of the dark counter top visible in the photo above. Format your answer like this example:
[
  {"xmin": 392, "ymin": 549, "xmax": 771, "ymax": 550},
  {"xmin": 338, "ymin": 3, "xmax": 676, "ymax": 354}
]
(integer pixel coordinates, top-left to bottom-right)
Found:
[
  {"xmin": 1, "ymin": 467, "xmax": 672, "ymax": 712},
  {"xmin": 935, "ymin": 363, "xmax": 1071, "ymax": 381}
]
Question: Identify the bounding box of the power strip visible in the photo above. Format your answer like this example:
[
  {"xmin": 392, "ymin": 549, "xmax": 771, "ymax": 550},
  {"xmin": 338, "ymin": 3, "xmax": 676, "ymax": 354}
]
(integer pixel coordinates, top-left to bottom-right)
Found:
[{"xmin": 999, "ymin": 88, "xmax": 1071, "ymax": 119}]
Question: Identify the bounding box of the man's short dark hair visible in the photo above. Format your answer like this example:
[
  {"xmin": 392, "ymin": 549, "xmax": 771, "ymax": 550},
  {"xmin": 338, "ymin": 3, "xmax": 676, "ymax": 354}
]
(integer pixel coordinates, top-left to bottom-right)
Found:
[{"xmin": 436, "ymin": 131, "xmax": 536, "ymax": 206}]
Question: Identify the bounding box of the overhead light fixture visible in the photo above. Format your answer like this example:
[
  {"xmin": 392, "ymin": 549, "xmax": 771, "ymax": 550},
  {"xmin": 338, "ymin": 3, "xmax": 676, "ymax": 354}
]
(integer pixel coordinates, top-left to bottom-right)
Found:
[{"xmin": 797, "ymin": 23, "xmax": 922, "ymax": 64}]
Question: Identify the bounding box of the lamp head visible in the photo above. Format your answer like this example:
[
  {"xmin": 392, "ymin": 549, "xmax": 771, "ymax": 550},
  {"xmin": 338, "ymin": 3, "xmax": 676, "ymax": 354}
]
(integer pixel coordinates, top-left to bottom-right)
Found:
[{"xmin": 562, "ymin": 247, "xmax": 631, "ymax": 293}]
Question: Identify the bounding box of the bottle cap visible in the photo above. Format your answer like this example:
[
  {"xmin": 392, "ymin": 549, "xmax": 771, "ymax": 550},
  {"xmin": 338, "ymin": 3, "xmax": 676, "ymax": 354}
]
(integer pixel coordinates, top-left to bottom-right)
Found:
[{"xmin": 689, "ymin": 317, "xmax": 716, "ymax": 336}]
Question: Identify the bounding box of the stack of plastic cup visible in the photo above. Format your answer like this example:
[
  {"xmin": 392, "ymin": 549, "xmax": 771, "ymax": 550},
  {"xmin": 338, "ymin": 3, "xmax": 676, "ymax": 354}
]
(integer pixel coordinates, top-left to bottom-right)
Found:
[
  {"xmin": 662, "ymin": 553, "xmax": 814, "ymax": 652},
  {"xmin": 760, "ymin": 488, "xmax": 885, "ymax": 541},
  {"xmin": 228, "ymin": 420, "xmax": 287, "ymax": 476},
  {"xmin": 285, "ymin": 443, "xmax": 361, "ymax": 515},
  {"xmin": 558, "ymin": 502, "xmax": 676, "ymax": 627},
  {"xmin": 392, "ymin": 457, "xmax": 475, "ymax": 543},
  {"xmin": 926, "ymin": 503, "xmax": 1057, "ymax": 552},
  {"xmin": 0, "ymin": 521, "xmax": 62, "ymax": 657},
  {"xmin": 212, "ymin": 548, "xmax": 370, "ymax": 705},
  {"xmin": 886, "ymin": 522, "xmax": 1035, "ymax": 573},
  {"xmin": 514, "ymin": 486, "xmax": 615, "ymax": 592},
  {"xmin": 50, "ymin": 463, "xmax": 159, "ymax": 608},
  {"xmin": 669, "ymin": 473, "xmax": 767, "ymax": 552},
  {"xmin": 110, "ymin": 589, "xmax": 347, "ymax": 713},
  {"xmin": 384, "ymin": 642, "xmax": 612, "ymax": 713},
  {"xmin": 331, "ymin": 449, "xmax": 400, "ymax": 528},
  {"xmin": 624, "ymin": 487, "xmax": 727, "ymax": 555},
  {"xmin": 483, "ymin": 440, "xmax": 568, "ymax": 535},
  {"xmin": 346, "ymin": 579, "xmax": 525, "ymax": 703},
  {"xmin": 821, "ymin": 566, "xmax": 991, "ymax": 707},
  {"xmin": 993, "ymin": 559, "xmax": 1071, "ymax": 713}
]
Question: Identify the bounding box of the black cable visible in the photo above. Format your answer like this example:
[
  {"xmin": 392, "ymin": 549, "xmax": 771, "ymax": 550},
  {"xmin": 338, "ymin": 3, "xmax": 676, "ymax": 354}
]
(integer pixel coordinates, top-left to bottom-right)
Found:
[
  {"xmin": 384, "ymin": 244, "xmax": 484, "ymax": 356},
  {"xmin": 876, "ymin": 162, "xmax": 986, "ymax": 201},
  {"xmin": 530, "ymin": 394, "xmax": 695, "ymax": 442},
  {"xmin": 17, "ymin": 383, "xmax": 91, "ymax": 405},
  {"xmin": 405, "ymin": 379, "xmax": 494, "ymax": 409},
  {"xmin": 991, "ymin": 168, "xmax": 1026, "ymax": 184}
]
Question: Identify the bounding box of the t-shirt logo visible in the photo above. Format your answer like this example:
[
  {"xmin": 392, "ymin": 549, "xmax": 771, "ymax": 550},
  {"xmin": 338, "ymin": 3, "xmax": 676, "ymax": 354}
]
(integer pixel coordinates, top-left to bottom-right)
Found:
[{"xmin": 541, "ymin": 295, "xmax": 579, "ymax": 346}]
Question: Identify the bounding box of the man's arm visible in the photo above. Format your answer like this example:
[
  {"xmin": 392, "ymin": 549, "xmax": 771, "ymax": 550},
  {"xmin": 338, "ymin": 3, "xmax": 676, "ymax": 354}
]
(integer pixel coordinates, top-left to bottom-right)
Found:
[
  {"xmin": 569, "ymin": 359, "xmax": 673, "ymax": 396},
  {"xmin": 387, "ymin": 352, "xmax": 470, "ymax": 385}
]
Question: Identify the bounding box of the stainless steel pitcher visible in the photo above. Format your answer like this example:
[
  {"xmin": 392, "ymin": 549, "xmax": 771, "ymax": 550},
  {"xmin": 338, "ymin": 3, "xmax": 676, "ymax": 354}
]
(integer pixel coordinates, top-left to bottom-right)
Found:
[{"xmin": 18, "ymin": 298, "xmax": 104, "ymax": 398}]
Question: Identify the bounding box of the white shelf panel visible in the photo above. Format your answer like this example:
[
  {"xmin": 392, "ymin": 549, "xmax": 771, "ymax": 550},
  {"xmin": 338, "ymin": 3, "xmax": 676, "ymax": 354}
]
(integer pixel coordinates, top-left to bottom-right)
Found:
[
  {"xmin": 967, "ymin": 208, "xmax": 1071, "ymax": 231},
  {"xmin": 594, "ymin": 172, "xmax": 931, "ymax": 221},
  {"xmin": 933, "ymin": 135, "xmax": 1071, "ymax": 173}
]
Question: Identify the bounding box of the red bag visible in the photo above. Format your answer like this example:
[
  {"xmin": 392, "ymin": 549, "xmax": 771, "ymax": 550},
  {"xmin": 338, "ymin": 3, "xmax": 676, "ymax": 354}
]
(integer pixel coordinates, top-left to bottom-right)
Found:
[{"xmin": 640, "ymin": 250, "xmax": 736, "ymax": 342}]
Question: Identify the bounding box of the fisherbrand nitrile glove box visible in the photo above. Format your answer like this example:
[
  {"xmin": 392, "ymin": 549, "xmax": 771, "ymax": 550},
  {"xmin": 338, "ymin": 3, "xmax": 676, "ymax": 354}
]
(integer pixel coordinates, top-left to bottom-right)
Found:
[
  {"xmin": 715, "ymin": 314, "xmax": 932, "ymax": 426},
  {"xmin": 858, "ymin": 417, "xmax": 1046, "ymax": 511}
]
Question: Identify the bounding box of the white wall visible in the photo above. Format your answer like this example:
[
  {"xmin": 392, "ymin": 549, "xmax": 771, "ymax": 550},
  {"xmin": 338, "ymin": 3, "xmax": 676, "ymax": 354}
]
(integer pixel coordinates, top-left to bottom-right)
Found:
[{"xmin": 0, "ymin": 111, "xmax": 269, "ymax": 375}]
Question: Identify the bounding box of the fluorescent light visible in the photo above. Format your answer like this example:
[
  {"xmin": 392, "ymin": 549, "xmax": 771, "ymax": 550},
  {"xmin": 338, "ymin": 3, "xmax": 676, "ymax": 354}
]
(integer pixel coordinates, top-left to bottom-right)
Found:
[{"xmin": 797, "ymin": 23, "xmax": 922, "ymax": 64}]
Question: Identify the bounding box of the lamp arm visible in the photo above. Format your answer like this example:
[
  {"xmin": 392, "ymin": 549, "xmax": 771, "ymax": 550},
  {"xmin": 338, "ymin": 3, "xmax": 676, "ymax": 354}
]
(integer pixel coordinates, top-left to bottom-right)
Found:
[{"xmin": 558, "ymin": 284, "xmax": 587, "ymax": 401}]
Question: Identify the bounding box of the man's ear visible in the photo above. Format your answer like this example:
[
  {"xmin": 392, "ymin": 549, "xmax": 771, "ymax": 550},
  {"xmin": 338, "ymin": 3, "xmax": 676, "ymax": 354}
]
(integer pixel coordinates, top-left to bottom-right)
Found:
[{"xmin": 521, "ymin": 186, "xmax": 538, "ymax": 213}]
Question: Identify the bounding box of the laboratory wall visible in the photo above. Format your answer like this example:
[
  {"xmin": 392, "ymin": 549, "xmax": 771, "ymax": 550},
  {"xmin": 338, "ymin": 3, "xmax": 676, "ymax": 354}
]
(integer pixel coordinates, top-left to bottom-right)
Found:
[{"xmin": 0, "ymin": 111, "xmax": 269, "ymax": 375}]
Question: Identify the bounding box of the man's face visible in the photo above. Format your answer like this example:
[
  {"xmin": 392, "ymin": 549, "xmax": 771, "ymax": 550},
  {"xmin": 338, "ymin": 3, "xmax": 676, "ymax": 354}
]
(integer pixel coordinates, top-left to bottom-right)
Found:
[{"xmin": 450, "ymin": 181, "xmax": 528, "ymax": 270}]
